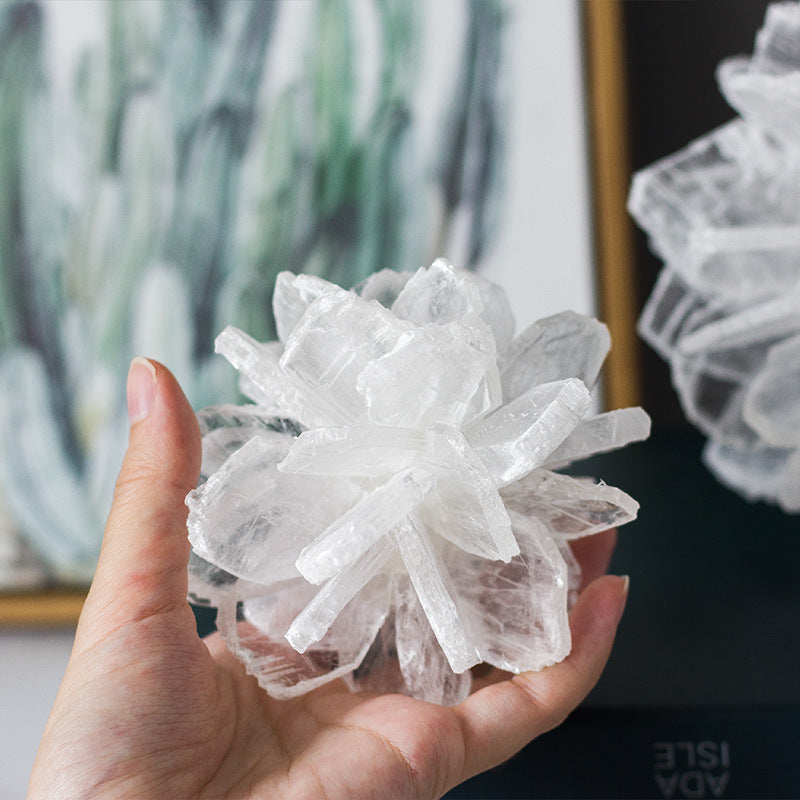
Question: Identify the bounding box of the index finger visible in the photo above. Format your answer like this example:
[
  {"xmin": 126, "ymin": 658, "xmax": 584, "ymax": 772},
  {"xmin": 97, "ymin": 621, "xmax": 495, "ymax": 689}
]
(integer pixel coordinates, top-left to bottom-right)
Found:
[{"xmin": 570, "ymin": 527, "xmax": 618, "ymax": 589}]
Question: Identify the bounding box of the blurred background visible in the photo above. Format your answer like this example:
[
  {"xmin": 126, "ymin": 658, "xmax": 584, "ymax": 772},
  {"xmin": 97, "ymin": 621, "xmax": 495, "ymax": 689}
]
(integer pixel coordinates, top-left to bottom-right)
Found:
[{"xmin": 1, "ymin": 1, "xmax": 798, "ymax": 798}]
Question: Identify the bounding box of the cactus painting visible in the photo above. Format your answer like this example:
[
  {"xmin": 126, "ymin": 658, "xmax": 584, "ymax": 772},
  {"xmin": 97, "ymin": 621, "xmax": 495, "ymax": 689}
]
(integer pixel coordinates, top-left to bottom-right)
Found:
[{"xmin": 0, "ymin": 0, "xmax": 507, "ymax": 588}]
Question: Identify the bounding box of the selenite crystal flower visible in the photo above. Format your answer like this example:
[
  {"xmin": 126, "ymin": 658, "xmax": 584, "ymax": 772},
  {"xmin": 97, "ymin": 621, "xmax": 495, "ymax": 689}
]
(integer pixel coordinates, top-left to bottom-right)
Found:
[
  {"xmin": 186, "ymin": 260, "xmax": 650, "ymax": 704},
  {"xmin": 631, "ymin": 2, "xmax": 800, "ymax": 512}
]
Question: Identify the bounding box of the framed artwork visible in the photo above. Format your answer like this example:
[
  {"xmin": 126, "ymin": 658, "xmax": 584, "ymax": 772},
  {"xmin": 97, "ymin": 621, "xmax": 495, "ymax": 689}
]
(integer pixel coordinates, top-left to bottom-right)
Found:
[{"xmin": 0, "ymin": 0, "xmax": 624, "ymax": 623}]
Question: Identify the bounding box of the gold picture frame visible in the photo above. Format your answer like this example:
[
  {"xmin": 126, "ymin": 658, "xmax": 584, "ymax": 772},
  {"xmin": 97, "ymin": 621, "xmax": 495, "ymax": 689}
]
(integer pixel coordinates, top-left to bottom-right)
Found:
[
  {"xmin": 0, "ymin": 588, "xmax": 87, "ymax": 627},
  {"xmin": 583, "ymin": 0, "xmax": 642, "ymax": 412}
]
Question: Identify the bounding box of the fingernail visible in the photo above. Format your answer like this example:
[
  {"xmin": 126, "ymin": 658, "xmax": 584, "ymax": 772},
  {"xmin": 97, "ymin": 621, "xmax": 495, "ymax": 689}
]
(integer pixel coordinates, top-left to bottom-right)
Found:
[
  {"xmin": 615, "ymin": 575, "xmax": 630, "ymax": 624},
  {"xmin": 127, "ymin": 357, "xmax": 156, "ymax": 424}
]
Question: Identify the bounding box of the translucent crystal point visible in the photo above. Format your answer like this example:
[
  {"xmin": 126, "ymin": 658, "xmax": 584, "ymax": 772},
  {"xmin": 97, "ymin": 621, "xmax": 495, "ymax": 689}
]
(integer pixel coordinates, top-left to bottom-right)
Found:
[
  {"xmin": 187, "ymin": 436, "xmax": 361, "ymax": 585},
  {"xmin": 221, "ymin": 573, "xmax": 391, "ymax": 699},
  {"xmin": 423, "ymin": 425, "xmax": 519, "ymax": 562},
  {"xmin": 280, "ymin": 291, "xmax": 411, "ymax": 425},
  {"xmin": 718, "ymin": 1, "xmax": 800, "ymax": 145},
  {"xmin": 273, "ymin": 271, "xmax": 340, "ymax": 343},
  {"xmin": 393, "ymin": 576, "xmax": 473, "ymax": 704},
  {"xmin": 287, "ymin": 542, "xmax": 394, "ymax": 652},
  {"xmin": 295, "ymin": 468, "xmax": 434, "ymax": 585},
  {"xmin": 394, "ymin": 516, "xmax": 480, "ymax": 674},
  {"xmin": 743, "ymin": 332, "xmax": 800, "ymax": 446},
  {"xmin": 392, "ymin": 259, "xmax": 487, "ymax": 330},
  {"xmin": 501, "ymin": 470, "xmax": 639, "ymax": 539},
  {"xmin": 277, "ymin": 425, "xmax": 426, "ymax": 477},
  {"xmin": 359, "ymin": 322, "xmax": 495, "ymax": 428},
  {"xmin": 466, "ymin": 378, "xmax": 592, "ymax": 485},
  {"xmin": 542, "ymin": 407, "xmax": 651, "ymax": 469},
  {"xmin": 442, "ymin": 513, "xmax": 571, "ymax": 673},
  {"xmin": 499, "ymin": 311, "xmax": 610, "ymax": 401},
  {"xmin": 196, "ymin": 404, "xmax": 303, "ymax": 480},
  {"xmin": 353, "ymin": 268, "xmax": 413, "ymax": 307},
  {"xmin": 215, "ymin": 326, "xmax": 328, "ymax": 426}
]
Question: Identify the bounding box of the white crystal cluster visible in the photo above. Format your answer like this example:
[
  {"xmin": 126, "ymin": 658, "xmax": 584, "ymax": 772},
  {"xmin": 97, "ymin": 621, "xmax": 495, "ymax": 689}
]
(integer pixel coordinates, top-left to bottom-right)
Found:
[
  {"xmin": 631, "ymin": 2, "xmax": 800, "ymax": 512},
  {"xmin": 186, "ymin": 261, "xmax": 649, "ymax": 704}
]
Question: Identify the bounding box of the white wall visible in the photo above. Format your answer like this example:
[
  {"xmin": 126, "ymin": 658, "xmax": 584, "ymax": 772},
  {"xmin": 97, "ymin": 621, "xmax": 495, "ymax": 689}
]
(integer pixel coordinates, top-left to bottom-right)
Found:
[
  {"xmin": 480, "ymin": 0, "xmax": 595, "ymax": 329},
  {"xmin": 1, "ymin": 2, "xmax": 592, "ymax": 797},
  {"xmin": 0, "ymin": 629, "xmax": 75, "ymax": 800}
]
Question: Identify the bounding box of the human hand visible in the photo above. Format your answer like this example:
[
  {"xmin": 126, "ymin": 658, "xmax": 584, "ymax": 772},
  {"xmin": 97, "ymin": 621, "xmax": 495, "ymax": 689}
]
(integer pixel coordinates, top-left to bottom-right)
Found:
[{"xmin": 28, "ymin": 359, "xmax": 628, "ymax": 800}]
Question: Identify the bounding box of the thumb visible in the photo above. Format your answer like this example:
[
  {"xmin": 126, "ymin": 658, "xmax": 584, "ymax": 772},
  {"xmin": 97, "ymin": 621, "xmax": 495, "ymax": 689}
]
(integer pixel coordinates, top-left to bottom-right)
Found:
[{"xmin": 76, "ymin": 358, "xmax": 201, "ymax": 648}]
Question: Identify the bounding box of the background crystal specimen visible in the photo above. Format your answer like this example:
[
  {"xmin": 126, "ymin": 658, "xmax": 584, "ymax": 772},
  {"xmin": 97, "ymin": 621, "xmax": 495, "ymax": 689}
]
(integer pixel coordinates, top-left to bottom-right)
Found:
[
  {"xmin": 631, "ymin": 2, "xmax": 800, "ymax": 513},
  {"xmin": 187, "ymin": 261, "xmax": 649, "ymax": 704}
]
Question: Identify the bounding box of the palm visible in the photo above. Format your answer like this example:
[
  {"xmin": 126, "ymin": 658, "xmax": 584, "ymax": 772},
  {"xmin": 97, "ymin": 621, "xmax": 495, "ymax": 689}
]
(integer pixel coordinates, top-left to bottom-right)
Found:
[
  {"xmin": 200, "ymin": 635, "xmax": 464, "ymax": 800},
  {"xmin": 37, "ymin": 611, "xmax": 478, "ymax": 799},
  {"xmin": 28, "ymin": 361, "xmax": 627, "ymax": 800}
]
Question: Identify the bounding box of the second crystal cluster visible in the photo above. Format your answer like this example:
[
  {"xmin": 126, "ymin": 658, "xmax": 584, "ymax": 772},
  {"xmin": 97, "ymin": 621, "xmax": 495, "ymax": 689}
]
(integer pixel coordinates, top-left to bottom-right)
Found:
[{"xmin": 631, "ymin": 2, "xmax": 800, "ymax": 511}]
